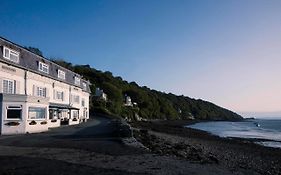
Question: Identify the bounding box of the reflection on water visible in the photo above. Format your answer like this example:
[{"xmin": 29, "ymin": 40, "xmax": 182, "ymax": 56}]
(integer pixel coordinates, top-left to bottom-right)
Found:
[{"xmin": 187, "ymin": 119, "xmax": 281, "ymax": 148}]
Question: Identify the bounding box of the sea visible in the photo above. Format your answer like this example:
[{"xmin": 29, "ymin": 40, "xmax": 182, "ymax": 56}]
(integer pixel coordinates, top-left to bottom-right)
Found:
[{"xmin": 187, "ymin": 119, "xmax": 281, "ymax": 148}]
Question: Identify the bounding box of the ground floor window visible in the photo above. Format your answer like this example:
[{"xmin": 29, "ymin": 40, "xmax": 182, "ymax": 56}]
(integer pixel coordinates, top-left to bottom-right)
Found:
[
  {"xmin": 28, "ymin": 107, "xmax": 46, "ymax": 119},
  {"xmin": 49, "ymin": 109, "xmax": 58, "ymax": 120},
  {"xmin": 72, "ymin": 110, "xmax": 79, "ymax": 118},
  {"xmin": 6, "ymin": 106, "xmax": 22, "ymax": 120}
]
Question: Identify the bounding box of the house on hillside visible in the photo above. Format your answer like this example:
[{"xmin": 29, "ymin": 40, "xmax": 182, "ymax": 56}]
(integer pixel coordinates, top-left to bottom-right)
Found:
[
  {"xmin": 0, "ymin": 36, "xmax": 91, "ymax": 135},
  {"xmin": 94, "ymin": 88, "xmax": 107, "ymax": 101},
  {"xmin": 124, "ymin": 95, "xmax": 133, "ymax": 107}
]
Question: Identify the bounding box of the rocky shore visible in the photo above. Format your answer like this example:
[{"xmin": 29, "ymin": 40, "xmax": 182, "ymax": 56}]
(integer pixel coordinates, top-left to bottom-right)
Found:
[{"xmin": 131, "ymin": 120, "xmax": 281, "ymax": 175}]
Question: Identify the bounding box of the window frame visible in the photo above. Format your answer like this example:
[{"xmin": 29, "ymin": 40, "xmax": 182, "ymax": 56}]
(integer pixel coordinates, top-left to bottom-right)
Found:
[
  {"xmin": 2, "ymin": 79, "xmax": 15, "ymax": 94},
  {"xmin": 3, "ymin": 46, "xmax": 20, "ymax": 63},
  {"xmin": 28, "ymin": 107, "xmax": 47, "ymax": 120},
  {"xmin": 74, "ymin": 77, "xmax": 80, "ymax": 86},
  {"xmin": 56, "ymin": 91, "xmax": 64, "ymax": 101},
  {"xmin": 38, "ymin": 62, "xmax": 49, "ymax": 74},
  {"xmin": 6, "ymin": 106, "xmax": 22, "ymax": 120},
  {"xmin": 37, "ymin": 87, "xmax": 47, "ymax": 97},
  {"xmin": 72, "ymin": 110, "xmax": 79, "ymax": 118},
  {"xmin": 82, "ymin": 82, "xmax": 87, "ymax": 90},
  {"xmin": 82, "ymin": 98, "xmax": 85, "ymax": 107},
  {"xmin": 72, "ymin": 95, "xmax": 80, "ymax": 104},
  {"xmin": 58, "ymin": 69, "xmax": 66, "ymax": 80}
]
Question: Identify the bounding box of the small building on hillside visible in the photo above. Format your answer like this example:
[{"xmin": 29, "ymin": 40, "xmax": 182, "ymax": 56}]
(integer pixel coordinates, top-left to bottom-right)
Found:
[
  {"xmin": 94, "ymin": 88, "xmax": 107, "ymax": 101},
  {"xmin": 124, "ymin": 95, "xmax": 133, "ymax": 107}
]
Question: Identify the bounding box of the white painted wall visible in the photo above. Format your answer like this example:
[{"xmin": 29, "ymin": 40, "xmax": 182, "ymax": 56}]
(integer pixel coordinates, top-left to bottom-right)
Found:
[
  {"xmin": 0, "ymin": 62, "xmax": 25, "ymax": 95},
  {"xmin": 1, "ymin": 102, "xmax": 27, "ymax": 135},
  {"xmin": 25, "ymin": 102, "xmax": 49, "ymax": 134},
  {"xmin": 0, "ymin": 61, "xmax": 91, "ymax": 134}
]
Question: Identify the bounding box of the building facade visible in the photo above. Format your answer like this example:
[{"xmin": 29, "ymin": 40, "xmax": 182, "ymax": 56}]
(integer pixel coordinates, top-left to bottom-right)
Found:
[{"xmin": 0, "ymin": 37, "xmax": 91, "ymax": 135}]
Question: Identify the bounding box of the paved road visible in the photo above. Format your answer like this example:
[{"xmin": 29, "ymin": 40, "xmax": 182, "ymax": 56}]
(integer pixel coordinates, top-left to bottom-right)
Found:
[
  {"xmin": 0, "ymin": 116, "xmax": 140, "ymax": 155},
  {"xmin": 0, "ymin": 116, "xmax": 236, "ymax": 175}
]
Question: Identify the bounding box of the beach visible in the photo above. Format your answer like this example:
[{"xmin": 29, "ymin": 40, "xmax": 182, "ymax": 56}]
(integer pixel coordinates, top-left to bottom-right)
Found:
[
  {"xmin": 0, "ymin": 116, "xmax": 280, "ymax": 175},
  {"xmin": 132, "ymin": 120, "xmax": 281, "ymax": 175}
]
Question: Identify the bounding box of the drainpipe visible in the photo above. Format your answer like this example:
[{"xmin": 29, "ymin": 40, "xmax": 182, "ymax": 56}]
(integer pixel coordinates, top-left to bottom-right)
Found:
[
  {"xmin": 69, "ymin": 86, "xmax": 71, "ymax": 120},
  {"xmin": 24, "ymin": 71, "xmax": 27, "ymax": 95}
]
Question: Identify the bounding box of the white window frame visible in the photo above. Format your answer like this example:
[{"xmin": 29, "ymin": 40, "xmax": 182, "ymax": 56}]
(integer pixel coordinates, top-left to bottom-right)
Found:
[
  {"xmin": 2, "ymin": 79, "xmax": 15, "ymax": 94},
  {"xmin": 56, "ymin": 91, "xmax": 64, "ymax": 101},
  {"xmin": 3, "ymin": 46, "xmax": 20, "ymax": 63},
  {"xmin": 82, "ymin": 82, "xmax": 87, "ymax": 90},
  {"xmin": 28, "ymin": 107, "xmax": 46, "ymax": 120},
  {"xmin": 58, "ymin": 69, "xmax": 65, "ymax": 80},
  {"xmin": 38, "ymin": 62, "xmax": 49, "ymax": 74},
  {"xmin": 37, "ymin": 87, "xmax": 47, "ymax": 97},
  {"xmin": 74, "ymin": 77, "xmax": 80, "ymax": 86},
  {"xmin": 6, "ymin": 106, "xmax": 22, "ymax": 120},
  {"xmin": 72, "ymin": 110, "xmax": 79, "ymax": 118}
]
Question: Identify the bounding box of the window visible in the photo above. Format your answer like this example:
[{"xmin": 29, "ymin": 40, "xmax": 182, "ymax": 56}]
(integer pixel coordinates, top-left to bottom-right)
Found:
[
  {"xmin": 83, "ymin": 110, "xmax": 88, "ymax": 118},
  {"xmin": 58, "ymin": 70, "xmax": 65, "ymax": 80},
  {"xmin": 3, "ymin": 79, "xmax": 15, "ymax": 94},
  {"xmin": 28, "ymin": 107, "xmax": 46, "ymax": 119},
  {"xmin": 38, "ymin": 62, "xmax": 49, "ymax": 74},
  {"xmin": 82, "ymin": 98, "xmax": 85, "ymax": 107},
  {"xmin": 72, "ymin": 110, "xmax": 79, "ymax": 118},
  {"xmin": 56, "ymin": 91, "xmax": 64, "ymax": 101},
  {"xmin": 3, "ymin": 47, "xmax": 19, "ymax": 63},
  {"xmin": 74, "ymin": 95, "xmax": 80, "ymax": 103},
  {"xmin": 49, "ymin": 109, "xmax": 58, "ymax": 120},
  {"xmin": 74, "ymin": 77, "xmax": 80, "ymax": 86},
  {"xmin": 7, "ymin": 106, "xmax": 22, "ymax": 120},
  {"xmin": 71, "ymin": 95, "xmax": 80, "ymax": 104},
  {"xmin": 37, "ymin": 87, "xmax": 47, "ymax": 97},
  {"xmin": 82, "ymin": 82, "xmax": 87, "ymax": 90}
]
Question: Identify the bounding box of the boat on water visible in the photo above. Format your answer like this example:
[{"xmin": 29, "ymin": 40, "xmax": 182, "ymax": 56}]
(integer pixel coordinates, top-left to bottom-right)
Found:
[{"xmin": 254, "ymin": 122, "xmax": 261, "ymax": 127}]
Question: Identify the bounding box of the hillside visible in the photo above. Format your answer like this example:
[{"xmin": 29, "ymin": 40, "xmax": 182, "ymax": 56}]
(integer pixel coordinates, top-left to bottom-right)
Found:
[{"xmin": 51, "ymin": 59, "xmax": 242, "ymax": 121}]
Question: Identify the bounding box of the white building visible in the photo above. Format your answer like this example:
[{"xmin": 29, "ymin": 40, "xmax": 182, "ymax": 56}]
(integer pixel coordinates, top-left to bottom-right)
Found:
[
  {"xmin": 0, "ymin": 37, "xmax": 91, "ymax": 135},
  {"xmin": 94, "ymin": 88, "xmax": 107, "ymax": 101},
  {"xmin": 124, "ymin": 95, "xmax": 133, "ymax": 107}
]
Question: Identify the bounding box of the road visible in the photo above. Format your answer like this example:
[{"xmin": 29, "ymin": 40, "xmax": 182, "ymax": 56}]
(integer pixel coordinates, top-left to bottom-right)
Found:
[{"xmin": 0, "ymin": 116, "xmax": 235, "ymax": 175}]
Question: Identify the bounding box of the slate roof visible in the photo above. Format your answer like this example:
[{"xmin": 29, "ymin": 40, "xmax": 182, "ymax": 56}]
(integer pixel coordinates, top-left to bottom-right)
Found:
[{"xmin": 0, "ymin": 36, "xmax": 91, "ymax": 93}]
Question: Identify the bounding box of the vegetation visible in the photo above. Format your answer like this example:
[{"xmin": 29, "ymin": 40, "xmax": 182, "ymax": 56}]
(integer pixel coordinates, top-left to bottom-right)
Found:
[
  {"xmin": 26, "ymin": 47, "xmax": 242, "ymax": 121},
  {"xmin": 25, "ymin": 47, "xmax": 43, "ymax": 56},
  {"xmin": 52, "ymin": 60, "xmax": 242, "ymax": 121}
]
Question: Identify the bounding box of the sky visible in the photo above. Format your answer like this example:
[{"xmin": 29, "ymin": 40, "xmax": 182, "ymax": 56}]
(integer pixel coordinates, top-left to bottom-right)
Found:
[{"xmin": 0, "ymin": 0, "xmax": 281, "ymax": 116}]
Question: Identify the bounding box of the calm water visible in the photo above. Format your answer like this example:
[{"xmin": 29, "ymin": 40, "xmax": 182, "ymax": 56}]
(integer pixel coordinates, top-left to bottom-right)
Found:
[{"xmin": 187, "ymin": 119, "xmax": 281, "ymax": 148}]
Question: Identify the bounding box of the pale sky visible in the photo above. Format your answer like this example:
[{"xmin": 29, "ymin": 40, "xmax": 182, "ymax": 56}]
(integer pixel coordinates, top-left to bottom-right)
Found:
[{"xmin": 0, "ymin": 0, "xmax": 281, "ymax": 114}]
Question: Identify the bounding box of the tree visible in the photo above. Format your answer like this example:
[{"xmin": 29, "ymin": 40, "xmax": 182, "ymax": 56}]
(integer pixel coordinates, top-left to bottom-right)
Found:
[{"xmin": 25, "ymin": 47, "xmax": 43, "ymax": 56}]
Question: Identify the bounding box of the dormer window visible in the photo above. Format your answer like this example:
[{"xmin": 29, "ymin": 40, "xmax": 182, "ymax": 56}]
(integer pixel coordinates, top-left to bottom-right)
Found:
[
  {"xmin": 82, "ymin": 82, "xmax": 87, "ymax": 90},
  {"xmin": 3, "ymin": 46, "xmax": 19, "ymax": 63},
  {"xmin": 58, "ymin": 69, "xmax": 65, "ymax": 80},
  {"xmin": 38, "ymin": 62, "xmax": 49, "ymax": 74},
  {"xmin": 74, "ymin": 77, "xmax": 80, "ymax": 86}
]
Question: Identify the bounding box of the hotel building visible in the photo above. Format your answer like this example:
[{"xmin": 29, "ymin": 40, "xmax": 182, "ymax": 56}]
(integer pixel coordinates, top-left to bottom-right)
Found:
[{"xmin": 0, "ymin": 37, "xmax": 91, "ymax": 135}]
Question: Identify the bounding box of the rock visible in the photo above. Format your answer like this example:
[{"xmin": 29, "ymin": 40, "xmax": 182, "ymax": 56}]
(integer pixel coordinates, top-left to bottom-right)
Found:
[{"xmin": 208, "ymin": 154, "xmax": 219, "ymax": 164}]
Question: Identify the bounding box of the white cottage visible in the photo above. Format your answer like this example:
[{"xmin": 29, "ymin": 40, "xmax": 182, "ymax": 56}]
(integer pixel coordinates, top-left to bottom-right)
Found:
[
  {"xmin": 0, "ymin": 37, "xmax": 91, "ymax": 135},
  {"xmin": 94, "ymin": 88, "xmax": 107, "ymax": 101}
]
